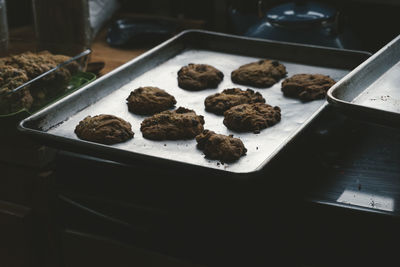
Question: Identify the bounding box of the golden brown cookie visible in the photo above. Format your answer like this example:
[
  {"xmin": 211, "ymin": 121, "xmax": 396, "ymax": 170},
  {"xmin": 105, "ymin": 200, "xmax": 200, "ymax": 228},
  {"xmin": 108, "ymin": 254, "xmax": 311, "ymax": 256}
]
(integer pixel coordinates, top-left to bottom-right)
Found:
[
  {"xmin": 196, "ymin": 130, "xmax": 247, "ymax": 163},
  {"xmin": 140, "ymin": 107, "xmax": 205, "ymax": 140},
  {"xmin": 223, "ymin": 103, "xmax": 281, "ymax": 133},
  {"xmin": 204, "ymin": 88, "xmax": 265, "ymax": 115},
  {"xmin": 281, "ymin": 73, "xmax": 336, "ymax": 101},
  {"xmin": 75, "ymin": 114, "xmax": 134, "ymax": 145},
  {"xmin": 126, "ymin": 86, "xmax": 176, "ymax": 115},
  {"xmin": 177, "ymin": 63, "xmax": 224, "ymax": 90},
  {"xmin": 231, "ymin": 59, "xmax": 287, "ymax": 88}
]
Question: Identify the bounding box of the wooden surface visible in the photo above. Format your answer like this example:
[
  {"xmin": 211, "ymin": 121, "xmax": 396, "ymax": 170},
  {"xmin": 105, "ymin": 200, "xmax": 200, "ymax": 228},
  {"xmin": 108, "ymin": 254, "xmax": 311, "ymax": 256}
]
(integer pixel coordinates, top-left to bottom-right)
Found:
[
  {"xmin": 89, "ymin": 28, "xmax": 147, "ymax": 76},
  {"xmin": 9, "ymin": 25, "xmax": 148, "ymax": 76}
]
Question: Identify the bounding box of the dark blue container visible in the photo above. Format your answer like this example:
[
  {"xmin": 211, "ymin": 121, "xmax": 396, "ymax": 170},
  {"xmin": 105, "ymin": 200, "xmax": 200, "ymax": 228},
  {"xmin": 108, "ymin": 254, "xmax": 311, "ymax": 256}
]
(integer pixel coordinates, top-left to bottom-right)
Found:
[{"xmin": 244, "ymin": 1, "xmax": 359, "ymax": 49}]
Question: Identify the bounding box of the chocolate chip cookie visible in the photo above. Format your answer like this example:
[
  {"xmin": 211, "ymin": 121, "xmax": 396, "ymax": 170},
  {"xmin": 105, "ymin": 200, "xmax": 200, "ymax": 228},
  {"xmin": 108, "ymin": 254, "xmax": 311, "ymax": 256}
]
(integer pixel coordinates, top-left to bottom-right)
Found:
[
  {"xmin": 281, "ymin": 73, "xmax": 336, "ymax": 101},
  {"xmin": 177, "ymin": 63, "xmax": 224, "ymax": 90},
  {"xmin": 196, "ymin": 130, "xmax": 247, "ymax": 163},
  {"xmin": 126, "ymin": 86, "xmax": 177, "ymax": 115},
  {"xmin": 223, "ymin": 103, "xmax": 281, "ymax": 133},
  {"xmin": 231, "ymin": 59, "xmax": 287, "ymax": 88},
  {"xmin": 204, "ymin": 88, "xmax": 265, "ymax": 115},
  {"xmin": 75, "ymin": 114, "xmax": 134, "ymax": 145},
  {"xmin": 140, "ymin": 107, "xmax": 205, "ymax": 140}
]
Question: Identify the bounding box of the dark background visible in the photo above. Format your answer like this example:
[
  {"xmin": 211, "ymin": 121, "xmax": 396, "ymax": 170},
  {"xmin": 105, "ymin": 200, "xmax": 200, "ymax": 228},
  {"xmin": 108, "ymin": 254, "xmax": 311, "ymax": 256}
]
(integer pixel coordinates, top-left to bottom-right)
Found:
[{"xmin": 6, "ymin": 0, "xmax": 400, "ymax": 53}]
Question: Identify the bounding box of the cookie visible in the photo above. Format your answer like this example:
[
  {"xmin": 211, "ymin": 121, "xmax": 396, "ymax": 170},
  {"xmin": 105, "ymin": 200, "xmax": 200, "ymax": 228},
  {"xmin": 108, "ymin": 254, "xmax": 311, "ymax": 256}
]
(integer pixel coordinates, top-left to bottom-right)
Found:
[
  {"xmin": 196, "ymin": 130, "xmax": 247, "ymax": 163},
  {"xmin": 177, "ymin": 63, "xmax": 224, "ymax": 90},
  {"xmin": 126, "ymin": 86, "xmax": 176, "ymax": 115},
  {"xmin": 281, "ymin": 74, "xmax": 335, "ymax": 101},
  {"xmin": 231, "ymin": 59, "xmax": 287, "ymax": 88},
  {"xmin": 75, "ymin": 114, "xmax": 134, "ymax": 145},
  {"xmin": 204, "ymin": 88, "xmax": 265, "ymax": 115},
  {"xmin": 223, "ymin": 103, "xmax": 281, "ymax": 133},
  {"xmin": 140, "ymin": 107, "xmax": 205, "ymax": 140}
]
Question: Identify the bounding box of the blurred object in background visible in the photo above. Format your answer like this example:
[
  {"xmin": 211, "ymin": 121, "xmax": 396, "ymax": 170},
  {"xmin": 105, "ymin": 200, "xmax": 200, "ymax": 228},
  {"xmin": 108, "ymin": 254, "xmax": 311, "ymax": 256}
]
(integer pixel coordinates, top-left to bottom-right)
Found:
[
  {"xmin": 32, "ymin": 0, "xmax": 92, "ymax": 56},
  {"xmin": 89, "ymin": 0, "xmax": 119, "ymax": 39},
  {"xmin": 119, "ymin": 0, "xmax": 221, "ymax": 32},
  {"xmin": 0, "ymin": 0, "xmax": 8, "ymax": 56},
  {"xmin": 31, "ymin": 0, "xmax": 119, "ymax": 56},
  {"xmin": 230, "ymin": 0, "xmax": 361, "ymax": 50},
  {"xmin": 4, "ymin": 0, "xmax": 400, "ymax": 54},
  {"xmin": 106, "ymin": 13, "xmax": 207, "ymax": 49},
  {"xmin": 107, "ymin": 17, "xmax": 176, "ymax": 48},
  {"xmin": 228, "ymin": 0, "xmax": 400, "ymax": 53}
]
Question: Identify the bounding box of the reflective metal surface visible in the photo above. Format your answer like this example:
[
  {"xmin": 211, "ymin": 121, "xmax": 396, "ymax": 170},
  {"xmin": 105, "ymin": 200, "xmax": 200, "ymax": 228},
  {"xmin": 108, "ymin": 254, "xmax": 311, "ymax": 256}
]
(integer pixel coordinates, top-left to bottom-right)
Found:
[
  {"xmin": 327, "ymin": 34, "xmax": 400, "ymax": 126},
  {"xmin": 19, "ymin": 30, "xmax": 369, "ymax": 176}
]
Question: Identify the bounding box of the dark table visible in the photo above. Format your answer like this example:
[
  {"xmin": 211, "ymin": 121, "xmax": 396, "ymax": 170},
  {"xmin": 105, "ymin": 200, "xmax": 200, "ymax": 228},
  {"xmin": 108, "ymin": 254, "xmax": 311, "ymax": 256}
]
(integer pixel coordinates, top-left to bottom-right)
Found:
[{"xmin": 52, "ymin": 105, "xmax": 400, "ymax": 267}]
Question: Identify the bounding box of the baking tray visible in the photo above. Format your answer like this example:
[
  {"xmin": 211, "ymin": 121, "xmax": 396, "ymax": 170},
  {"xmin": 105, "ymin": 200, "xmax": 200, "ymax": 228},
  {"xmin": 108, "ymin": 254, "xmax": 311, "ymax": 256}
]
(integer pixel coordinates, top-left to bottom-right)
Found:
[
  {"xmin": 327, "ymin": 34, "xmax": 400, "ymax": 127},
  {"xmin": 18, "ymin": 30, "xmax": 370, "ymax": 177}
]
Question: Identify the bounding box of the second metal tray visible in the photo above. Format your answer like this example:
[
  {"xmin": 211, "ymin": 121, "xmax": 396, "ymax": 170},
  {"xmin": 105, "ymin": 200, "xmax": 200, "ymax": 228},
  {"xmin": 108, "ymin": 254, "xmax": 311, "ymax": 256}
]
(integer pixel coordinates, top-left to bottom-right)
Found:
[
  {"xmin": 19, "ymin": 30, "xmax": 370, "ymax": 177},
  {"xmin": 327, "ymin": 34, "xmax": 400, "ymax": 126}
]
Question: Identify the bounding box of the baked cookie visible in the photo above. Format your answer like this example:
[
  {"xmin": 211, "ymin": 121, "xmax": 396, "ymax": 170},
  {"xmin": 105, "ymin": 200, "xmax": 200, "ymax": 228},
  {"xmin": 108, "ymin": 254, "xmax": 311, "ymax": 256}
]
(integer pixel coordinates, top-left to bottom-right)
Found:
[
  {"xmin": 204, "ymin": 88, "xmax": 265, "ymax": 115},
  {"xmin": 196, "ymin": 130, "xmax": 247, "ymax": 163},
  {"xmin": 140, "ymin": 107, "xmax": 205, "ymax": 140},
  {"xmin": 231, "ymin": 59, "xmax": 287, "ymax": 88},
  {"xmin": 177, "ymin": 63, "xmax": 224, "ymax": 90},
  {"xmin": 281, "ymin": 74, "xmax": 335, "ymax": 101},
  {"xmin": 126, "ymin": 86, "xmax": 176, "ymax": 115},
  {"xmin": 223, "ymin": 103, "xmax": 281, "ymax": 133},
  {"xmin": 75, "ymin": 114, "xmax": 134, "ymax": 145}
]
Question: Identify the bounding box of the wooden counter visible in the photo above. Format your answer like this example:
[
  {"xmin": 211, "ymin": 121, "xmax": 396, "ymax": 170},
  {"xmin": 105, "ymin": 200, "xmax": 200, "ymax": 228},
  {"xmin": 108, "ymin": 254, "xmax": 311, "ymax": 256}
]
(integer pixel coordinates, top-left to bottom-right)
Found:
[{"xmin": 8, "ymin": 25, "xmax": 147, "ymax": 76}]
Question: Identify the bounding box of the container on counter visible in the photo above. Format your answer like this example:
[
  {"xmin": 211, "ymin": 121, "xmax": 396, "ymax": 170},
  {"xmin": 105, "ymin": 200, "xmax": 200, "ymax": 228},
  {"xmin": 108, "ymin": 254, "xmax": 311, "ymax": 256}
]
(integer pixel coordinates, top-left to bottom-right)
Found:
[
  {"xmin": 0, "ymin": 0, "xmax": 8, "ymax": 56},
  {"xmin": 32, "ymin": 0, "xmax": 91, "ymax": 56}
]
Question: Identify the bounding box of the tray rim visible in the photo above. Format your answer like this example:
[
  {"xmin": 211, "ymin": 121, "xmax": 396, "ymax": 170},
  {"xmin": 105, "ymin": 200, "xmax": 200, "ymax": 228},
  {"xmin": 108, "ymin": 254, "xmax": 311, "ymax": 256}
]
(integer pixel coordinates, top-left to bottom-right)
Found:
[
  {"xmin": 327, "ymin": 34, "xmax": 400, "ymax": 126},
  {"xmin": 18, "ymin": 29, "xmax": 372, "ymax": 178}
]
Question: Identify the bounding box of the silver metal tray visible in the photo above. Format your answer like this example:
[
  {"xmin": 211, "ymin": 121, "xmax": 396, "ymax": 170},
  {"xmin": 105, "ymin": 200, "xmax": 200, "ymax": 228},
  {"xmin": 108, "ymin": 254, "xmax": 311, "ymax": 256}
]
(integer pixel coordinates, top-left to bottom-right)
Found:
[
  {"xmin": 327, "ymin": 34, "xmax": 400, "ymax": 126},
  {"xmin": 19, "ymin": 30, "xmax": 370, "ymax": 177}
]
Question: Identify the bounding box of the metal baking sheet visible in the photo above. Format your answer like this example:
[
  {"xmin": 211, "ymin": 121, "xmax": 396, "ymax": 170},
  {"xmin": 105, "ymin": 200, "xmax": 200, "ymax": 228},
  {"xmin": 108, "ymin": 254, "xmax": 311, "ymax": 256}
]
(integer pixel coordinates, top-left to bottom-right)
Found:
[
  {"xmin": 19, "ymin": 30, "xmax": 370, "ymax": 176},
  {"xmin": 327, "ymin": 34, "xmax": 400, "ymax": 126}
]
